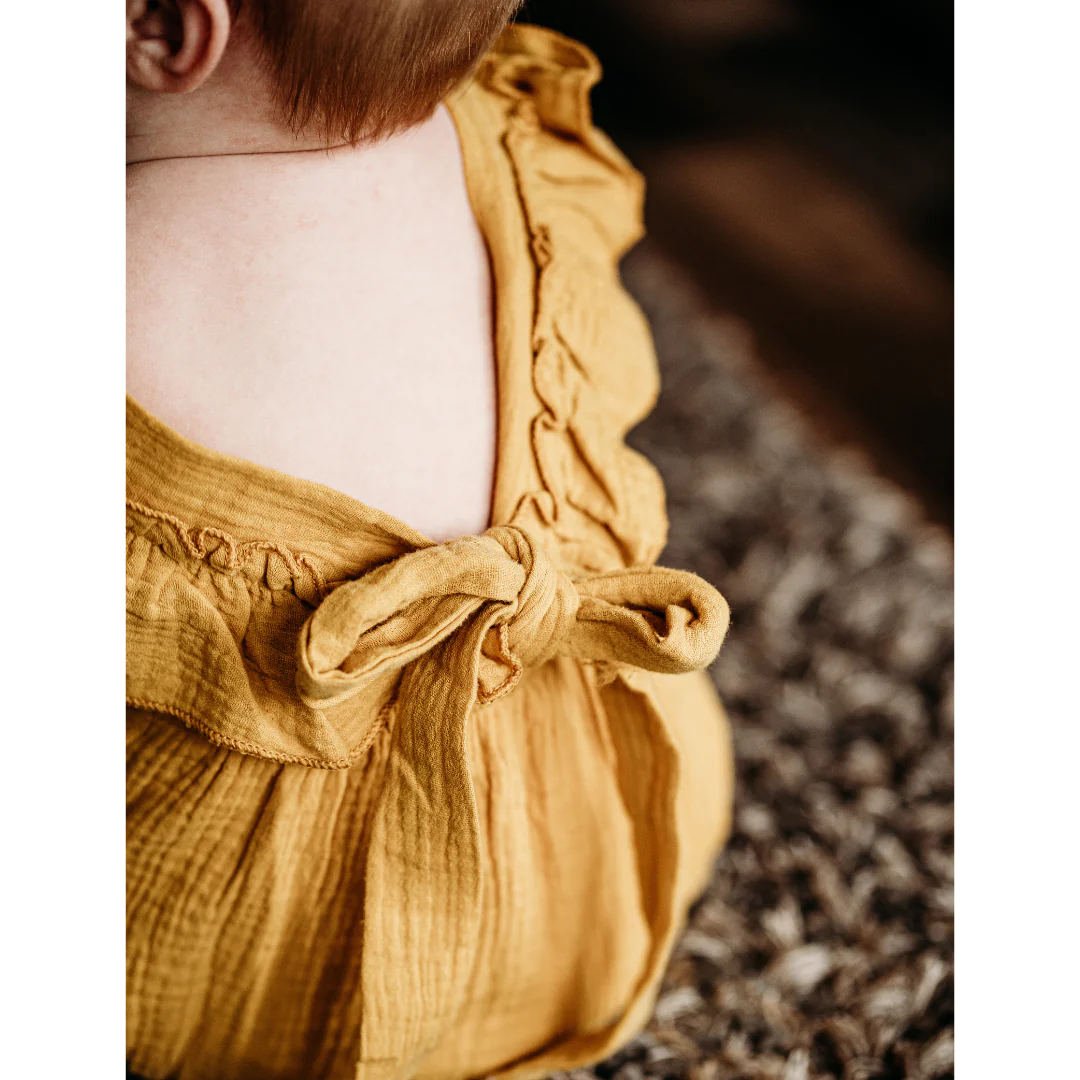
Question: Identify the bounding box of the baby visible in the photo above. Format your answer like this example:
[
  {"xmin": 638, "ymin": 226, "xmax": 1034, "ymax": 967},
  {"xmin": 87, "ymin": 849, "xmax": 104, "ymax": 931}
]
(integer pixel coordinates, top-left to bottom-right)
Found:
[{"xmin": 126, "ymin": 2, "xmax": 734, "ymax": 1078}]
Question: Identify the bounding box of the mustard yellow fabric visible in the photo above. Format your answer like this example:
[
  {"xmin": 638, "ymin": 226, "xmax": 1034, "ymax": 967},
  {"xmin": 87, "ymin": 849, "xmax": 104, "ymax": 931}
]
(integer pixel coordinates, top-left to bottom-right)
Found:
[{"xmin": 127, "ymin": 25, "xmax": 734, "ymax": 1080}]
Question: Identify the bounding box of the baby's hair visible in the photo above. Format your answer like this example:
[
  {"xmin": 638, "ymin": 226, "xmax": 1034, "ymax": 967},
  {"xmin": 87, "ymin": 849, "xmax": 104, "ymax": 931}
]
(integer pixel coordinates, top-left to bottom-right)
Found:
[{"xmin": 230, "ymin": 0, "xmax": 523, "ymax": 145}]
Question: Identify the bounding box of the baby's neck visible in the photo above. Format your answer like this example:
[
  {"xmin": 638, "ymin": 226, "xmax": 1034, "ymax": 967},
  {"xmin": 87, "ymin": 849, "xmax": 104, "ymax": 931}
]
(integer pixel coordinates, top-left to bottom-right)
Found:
[{"xmin": 126, "ymin": 19, "xmax": 347, "ymax": 165}]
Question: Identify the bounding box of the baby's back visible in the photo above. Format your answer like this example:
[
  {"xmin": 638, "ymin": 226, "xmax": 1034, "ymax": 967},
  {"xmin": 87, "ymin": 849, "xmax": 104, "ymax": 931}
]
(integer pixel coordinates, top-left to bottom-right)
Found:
[{"xmin": 126, "ymin": 105, "xmax": 497, "ymax": 542}]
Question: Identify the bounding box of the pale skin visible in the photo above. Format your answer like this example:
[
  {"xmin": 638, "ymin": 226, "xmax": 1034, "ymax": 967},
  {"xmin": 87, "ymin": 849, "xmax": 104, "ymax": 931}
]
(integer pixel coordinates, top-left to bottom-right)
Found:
[{"xmin": 127, "ymin": 0, "xmax": 498, "ymax": 542}]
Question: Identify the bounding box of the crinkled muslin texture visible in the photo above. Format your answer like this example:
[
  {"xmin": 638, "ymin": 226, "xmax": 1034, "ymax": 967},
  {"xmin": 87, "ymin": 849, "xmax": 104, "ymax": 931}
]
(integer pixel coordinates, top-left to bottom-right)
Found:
[{"xmin": 126, "ymin": 25, "xmax": 734, "ymax": 1080}]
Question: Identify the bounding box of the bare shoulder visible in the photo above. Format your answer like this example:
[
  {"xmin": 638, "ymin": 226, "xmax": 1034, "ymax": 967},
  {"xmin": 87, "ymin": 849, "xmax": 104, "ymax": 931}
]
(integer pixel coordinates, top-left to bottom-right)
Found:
[{"xmin": 127, "ymin": 105, "xmax": 496, "ymax": 542}]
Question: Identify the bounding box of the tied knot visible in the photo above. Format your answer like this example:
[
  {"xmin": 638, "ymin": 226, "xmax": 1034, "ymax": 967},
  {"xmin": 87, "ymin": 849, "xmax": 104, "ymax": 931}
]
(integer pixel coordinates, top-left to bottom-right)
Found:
[
  {"xmin": 476, "ymin": 526, "xmax": 580, "ymax": 700},
  {"xmin": 295, "ymin": 524, "xmax": 729, "ymax": 711}
]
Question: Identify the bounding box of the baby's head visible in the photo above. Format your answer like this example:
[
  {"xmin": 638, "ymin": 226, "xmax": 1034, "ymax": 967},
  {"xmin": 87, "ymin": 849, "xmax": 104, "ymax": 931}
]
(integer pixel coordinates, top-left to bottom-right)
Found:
[{"xmin": 126, "ymin": 0, "xmax": 521, "ymax": 146}]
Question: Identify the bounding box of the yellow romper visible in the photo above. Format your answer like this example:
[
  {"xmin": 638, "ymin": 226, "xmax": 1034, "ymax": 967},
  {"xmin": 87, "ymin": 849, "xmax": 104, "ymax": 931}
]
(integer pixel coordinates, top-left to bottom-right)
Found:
[{"xmin": 126, "ymin": 25, "xmax": 734, "ymax": 1080}]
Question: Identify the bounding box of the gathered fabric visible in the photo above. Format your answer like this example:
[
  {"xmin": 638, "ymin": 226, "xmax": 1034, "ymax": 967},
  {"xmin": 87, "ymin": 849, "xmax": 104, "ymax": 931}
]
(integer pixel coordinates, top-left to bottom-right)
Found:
[{"xmin": 127, "ymin": 24, "xmax": 735, "ymax": 1080}]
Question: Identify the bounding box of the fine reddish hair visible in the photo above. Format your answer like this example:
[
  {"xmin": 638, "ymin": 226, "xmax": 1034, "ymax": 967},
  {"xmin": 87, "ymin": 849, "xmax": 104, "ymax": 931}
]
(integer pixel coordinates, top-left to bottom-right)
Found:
[{"xmin": 230, "ymin": 0, "xmax": 522, "ymax": 144}]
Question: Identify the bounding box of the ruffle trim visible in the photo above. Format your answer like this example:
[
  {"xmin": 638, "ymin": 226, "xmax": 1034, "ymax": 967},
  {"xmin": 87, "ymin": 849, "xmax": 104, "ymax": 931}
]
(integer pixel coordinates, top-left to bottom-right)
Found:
[
  {"xmin": 125, "ymin": 695, "xmax": 396, "ymax": 771},
  {"xmin": 127, "ymin": 498, "xmax": 330, "ymax": 603},
  {"xmin": 477, "ymin": 26, "xmax": 670, "ymax": 574},
  {"xmin": 126, "ymin": 502, "xmax": 400, "ymax": 768}
]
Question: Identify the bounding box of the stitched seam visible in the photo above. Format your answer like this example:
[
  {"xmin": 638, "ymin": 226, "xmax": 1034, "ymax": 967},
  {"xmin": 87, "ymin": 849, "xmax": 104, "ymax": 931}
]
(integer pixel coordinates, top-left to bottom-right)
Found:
[
  {"xmin": 126, "ymin": 498, "xmax": 329, "ymax": 599},
  {"xmin": 126, "ymin": 696, "xmax": 397, "ymax": 770}
]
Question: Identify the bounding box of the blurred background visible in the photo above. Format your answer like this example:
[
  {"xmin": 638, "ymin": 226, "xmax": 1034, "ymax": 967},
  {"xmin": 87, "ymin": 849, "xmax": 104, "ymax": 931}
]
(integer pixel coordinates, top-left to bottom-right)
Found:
[{"xmin": 521, "ymin": 0, "xmax": 953, "ymax": 527}]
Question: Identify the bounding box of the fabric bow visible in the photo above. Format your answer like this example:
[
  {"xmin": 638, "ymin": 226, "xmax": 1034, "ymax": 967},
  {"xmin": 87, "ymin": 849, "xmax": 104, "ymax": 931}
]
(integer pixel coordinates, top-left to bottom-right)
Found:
[
  {"xmin": 291, "ymin": 524, "xmax": 729, "ymax": 1078},
  {"xmin": 295, "ymin": 524, "xmax": 729, "ymax": 710}
]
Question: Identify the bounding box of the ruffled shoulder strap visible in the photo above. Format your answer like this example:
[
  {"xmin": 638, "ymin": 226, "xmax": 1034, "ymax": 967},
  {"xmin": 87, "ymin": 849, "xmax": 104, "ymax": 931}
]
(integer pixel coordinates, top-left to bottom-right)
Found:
[
  {"xmin": 479, "ymin": 24, "xmax": 644, "ymax": 232},
  {"xmin": 452, "ymin": 26, "xmax": 670, "ymax": 574}
]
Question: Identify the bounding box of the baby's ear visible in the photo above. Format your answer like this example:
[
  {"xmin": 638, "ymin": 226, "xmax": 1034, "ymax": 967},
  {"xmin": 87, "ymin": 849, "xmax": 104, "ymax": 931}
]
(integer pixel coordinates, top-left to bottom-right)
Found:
[{"xmin": 126, "ymin": 0, "xmax": 231, "ymax": 94}]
